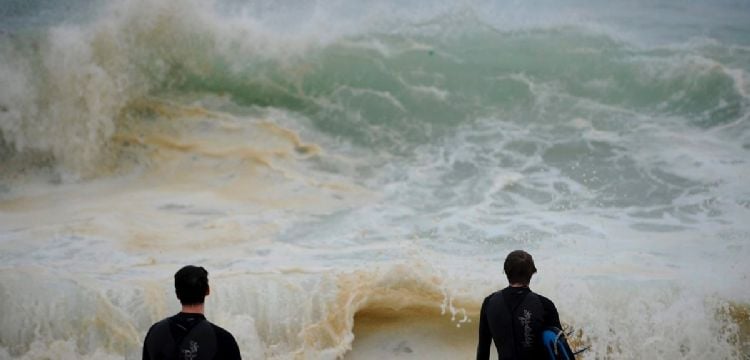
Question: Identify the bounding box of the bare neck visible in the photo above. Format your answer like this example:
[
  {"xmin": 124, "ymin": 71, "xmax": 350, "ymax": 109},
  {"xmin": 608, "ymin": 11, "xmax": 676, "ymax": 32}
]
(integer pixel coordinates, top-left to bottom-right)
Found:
[
  {"xmin": 509, "ymin": 283, "xmax": 529, "ymax": 288},
  {"xmin": 181, "ymin": 303, "xmax": 205, "ymax": 315}
]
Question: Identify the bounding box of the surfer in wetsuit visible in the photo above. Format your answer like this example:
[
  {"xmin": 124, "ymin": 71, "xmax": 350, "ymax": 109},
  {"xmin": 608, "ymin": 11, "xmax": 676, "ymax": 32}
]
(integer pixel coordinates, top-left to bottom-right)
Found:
[
  {"xmin": 143, "ymin": 265, "xmax": 241, "ymax": 360},
  {"xmin": 476, "ymin": 250, "xmax": 562, "ymax": 360}
]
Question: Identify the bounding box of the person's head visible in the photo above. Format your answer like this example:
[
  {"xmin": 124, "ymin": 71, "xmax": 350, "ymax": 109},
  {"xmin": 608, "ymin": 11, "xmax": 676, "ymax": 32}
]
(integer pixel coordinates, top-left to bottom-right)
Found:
[
  {"xmin": 174, "ymin": 265, "xmax": 209, "ymax": 305},
  {"xmin": 504, "ymin": 250, "xmax": 537, "ymax": 285}
]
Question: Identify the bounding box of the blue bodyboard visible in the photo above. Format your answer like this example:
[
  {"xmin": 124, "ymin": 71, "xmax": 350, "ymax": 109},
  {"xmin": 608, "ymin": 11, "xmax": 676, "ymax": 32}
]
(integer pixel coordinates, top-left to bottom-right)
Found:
[{"xmin": 541, "ymin": 326, "xmax": 576, "ymax": 360}]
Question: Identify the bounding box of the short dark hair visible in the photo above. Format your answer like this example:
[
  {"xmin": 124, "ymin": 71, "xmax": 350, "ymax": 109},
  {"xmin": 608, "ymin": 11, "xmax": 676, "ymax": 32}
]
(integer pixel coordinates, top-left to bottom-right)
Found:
[
  {"xmin": 504, "ymin": 250, "xmax": 537, "ymax": 285},
  {"xmin": 174, "ymin": 265, "xmax": 209, "ymax": 305}
]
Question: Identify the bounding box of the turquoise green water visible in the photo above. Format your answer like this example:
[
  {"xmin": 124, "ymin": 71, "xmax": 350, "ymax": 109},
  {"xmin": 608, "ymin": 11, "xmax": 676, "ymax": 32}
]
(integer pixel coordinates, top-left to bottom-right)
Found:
[{"xmin": 1, "ymin": 0, "xmax": 749, "ymax": 358}]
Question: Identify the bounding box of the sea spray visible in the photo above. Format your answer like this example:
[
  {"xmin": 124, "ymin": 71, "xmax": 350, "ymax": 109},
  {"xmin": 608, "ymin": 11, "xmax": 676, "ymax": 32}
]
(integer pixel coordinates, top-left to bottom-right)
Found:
[{"xmin": 1, "ymin": 0, "xmax": 749, "ymax": 359}]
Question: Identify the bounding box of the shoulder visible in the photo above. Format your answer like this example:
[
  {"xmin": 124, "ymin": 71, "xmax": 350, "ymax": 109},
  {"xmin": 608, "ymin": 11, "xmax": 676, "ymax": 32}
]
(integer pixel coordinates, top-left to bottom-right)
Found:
[
  {"xmin": 532, "ymin": 292, "xmax": 560, "ymax": 320},
  {"xmin": 209, "ymin": 322, "xmax": 239, "ymax": 345},
  {"xmin": 149, "ymin": 317, "xmax": 171, "ymax": 327},
  {"xmin": 208, "ymin": 322, "xmax": 241, "ymax": 359},
  {"xmin": 145, "ymin": 321, "xmax": 158, "ymax": 333},
  {"xmin": 143, "ymin": 317, "xmax": 173, "ymax": 355},
  {"xmin": 482, "ymin": 290, "xmax": 508, "ymax": 310},
  {"xmin": 482, "ymin": 290, "xmax": 503, "ymax": 304},
  {"xmin": 485, "ymin": 289, "xmax": 505, "ymax": 300},
  {"xmin": 534, "ymin": 293, "xmax": 557, "ymax": 309},
  {"xmin": 145, "ymin": 317, "xmax": 170, "ymax": 337}
]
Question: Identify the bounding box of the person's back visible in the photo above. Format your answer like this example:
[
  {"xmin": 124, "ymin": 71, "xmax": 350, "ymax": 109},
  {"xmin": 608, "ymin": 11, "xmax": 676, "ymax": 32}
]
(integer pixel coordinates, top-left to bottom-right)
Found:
[
  {"xmin": 476, "ymin": 250, "xmax": 562, "ymax": 360},
  {"xmin": 143, "ymin": 265, "xmax": 241, "ymax": 360}
]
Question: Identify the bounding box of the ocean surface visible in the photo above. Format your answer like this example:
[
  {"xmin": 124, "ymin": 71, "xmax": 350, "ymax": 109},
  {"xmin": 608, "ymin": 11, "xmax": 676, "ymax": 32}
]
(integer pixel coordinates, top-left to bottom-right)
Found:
[{"xmin": 1, "ymin": 0, "xmax": 749, "ymax": 359}]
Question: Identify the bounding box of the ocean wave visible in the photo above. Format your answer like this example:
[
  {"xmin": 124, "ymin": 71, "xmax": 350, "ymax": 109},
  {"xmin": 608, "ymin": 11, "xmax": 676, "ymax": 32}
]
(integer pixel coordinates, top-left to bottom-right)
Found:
[
  {"xmin": 1, "ymin": 263, "xmax": 747, "ymax": 359},
  {"xmin": 0, "ymin": 264, "xmax": 473, "ymax": 359},
  {"xmin": 1, "ymin": 0, "xmax": 748, "ymax": 179}
]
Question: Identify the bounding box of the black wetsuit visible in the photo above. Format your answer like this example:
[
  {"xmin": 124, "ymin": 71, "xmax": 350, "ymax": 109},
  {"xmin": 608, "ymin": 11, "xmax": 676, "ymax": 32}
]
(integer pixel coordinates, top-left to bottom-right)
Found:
[
  {"xmin": 143, "ymin": 312, "xmax": 241, "ymax": 360},
  {"xmin": 476, "ymin": 287, "xmax": 561, "ymax": 360}
]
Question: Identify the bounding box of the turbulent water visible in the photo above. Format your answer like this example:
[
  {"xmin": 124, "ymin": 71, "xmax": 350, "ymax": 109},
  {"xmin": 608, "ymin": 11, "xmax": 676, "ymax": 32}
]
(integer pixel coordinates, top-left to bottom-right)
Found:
[{"xmin": 1, "ymin": 0, "xmax": 750, "ymax": 359}]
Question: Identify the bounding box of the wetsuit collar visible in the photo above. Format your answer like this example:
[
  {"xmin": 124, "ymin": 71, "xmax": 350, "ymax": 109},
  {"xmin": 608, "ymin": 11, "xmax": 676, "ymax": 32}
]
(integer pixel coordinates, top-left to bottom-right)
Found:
[{"xmin": 176, "ymin": 312, "xmax": 206, "ymax": 320}]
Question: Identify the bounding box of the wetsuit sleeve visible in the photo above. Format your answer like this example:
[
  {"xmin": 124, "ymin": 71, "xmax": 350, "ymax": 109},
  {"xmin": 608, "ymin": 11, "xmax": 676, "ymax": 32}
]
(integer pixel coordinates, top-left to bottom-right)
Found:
[
  {"xmin": 214, "ymin": 326, "xmax": 242, "ymax": 360},
  {"xmin": 142, "ymin": 326, "xmax": 153, "ymax": 360},
  {"xmin": 476, "ymin": 297, "xmax": 491, "ymax": 360},
  {"xmin": 225, "ymin": 332, "xmax": 241, "ymax": 360},
  {"xmin": 541, "ymin": 297, "xmax": 562, "ymax": 329}
]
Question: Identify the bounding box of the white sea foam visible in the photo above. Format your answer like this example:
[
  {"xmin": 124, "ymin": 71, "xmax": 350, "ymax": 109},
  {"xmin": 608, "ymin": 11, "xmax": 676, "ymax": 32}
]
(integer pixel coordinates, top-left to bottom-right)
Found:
[{"xmin": 1, "ymin": 0, "xmax": 750, "ymax": 359}]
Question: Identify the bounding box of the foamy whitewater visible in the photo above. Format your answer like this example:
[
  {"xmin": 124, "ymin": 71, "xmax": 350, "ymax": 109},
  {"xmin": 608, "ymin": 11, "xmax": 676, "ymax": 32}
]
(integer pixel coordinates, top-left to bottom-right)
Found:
[{"xmin": 1, "ymin": 0, "xmax": 749, "ymax": 359}]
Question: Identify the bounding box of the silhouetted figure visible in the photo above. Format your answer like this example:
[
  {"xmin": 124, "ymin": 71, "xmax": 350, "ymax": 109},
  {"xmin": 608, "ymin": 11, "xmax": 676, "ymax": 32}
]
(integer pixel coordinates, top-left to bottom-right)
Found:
[
  {"xmin": 476, "ymin": 250, "xmax": 562, "ymax": 359},
  {"xmin": 143, "ymin": 265, "xmax": 241, "ymax": 360}
]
